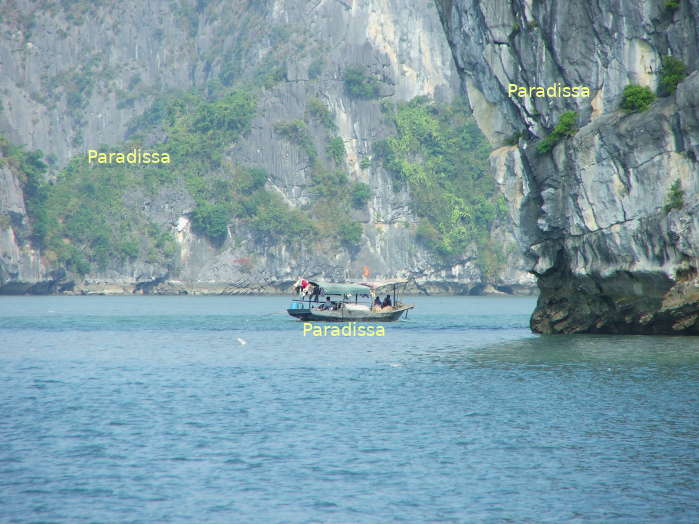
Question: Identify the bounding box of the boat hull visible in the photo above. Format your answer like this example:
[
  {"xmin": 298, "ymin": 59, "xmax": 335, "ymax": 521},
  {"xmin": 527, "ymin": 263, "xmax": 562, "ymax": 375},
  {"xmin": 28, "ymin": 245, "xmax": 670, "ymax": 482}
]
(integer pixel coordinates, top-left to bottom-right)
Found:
[{"xmin": 287, "ymin": 305, "xmax": 412, "ymax": 322}]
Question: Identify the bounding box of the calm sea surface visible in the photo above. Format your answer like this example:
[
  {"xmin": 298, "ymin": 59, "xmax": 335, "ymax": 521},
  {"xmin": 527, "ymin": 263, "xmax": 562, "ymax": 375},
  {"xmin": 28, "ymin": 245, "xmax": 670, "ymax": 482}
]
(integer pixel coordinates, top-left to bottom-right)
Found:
[{"xmin": 1, "ymin": 296, "xmax": 698, "ymax": 523}]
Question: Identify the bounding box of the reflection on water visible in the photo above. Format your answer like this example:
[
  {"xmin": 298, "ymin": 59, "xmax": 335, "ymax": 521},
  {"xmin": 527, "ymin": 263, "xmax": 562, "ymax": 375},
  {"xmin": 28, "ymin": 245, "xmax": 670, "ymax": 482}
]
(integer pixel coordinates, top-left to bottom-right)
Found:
[{"xmin": 427, "ymin": 334, "xmax": 699, "ymax": 369}]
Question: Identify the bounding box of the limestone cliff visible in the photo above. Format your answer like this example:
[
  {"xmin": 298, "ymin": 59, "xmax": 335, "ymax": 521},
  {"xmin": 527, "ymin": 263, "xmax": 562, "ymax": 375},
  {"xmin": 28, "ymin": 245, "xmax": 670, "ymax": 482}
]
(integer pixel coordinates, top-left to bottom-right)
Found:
[
  {"xmin": 0, "ymin": 0, "xmax": 533, "ymax": 295},
  {"xmin": 437, "ymin": 0, "xmax": 699, "ymax": 333}
]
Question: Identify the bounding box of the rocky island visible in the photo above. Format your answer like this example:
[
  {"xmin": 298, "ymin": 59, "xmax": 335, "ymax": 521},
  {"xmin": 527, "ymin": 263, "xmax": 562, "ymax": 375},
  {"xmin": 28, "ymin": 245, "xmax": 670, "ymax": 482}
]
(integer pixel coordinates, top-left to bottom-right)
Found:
[
  {"xmin": 0, "ymin": 0, "xmax": 533, "ymax": 297},
  {"xmin": 436, "ymin": 0, "xmax": 698, "ymax": 334}
]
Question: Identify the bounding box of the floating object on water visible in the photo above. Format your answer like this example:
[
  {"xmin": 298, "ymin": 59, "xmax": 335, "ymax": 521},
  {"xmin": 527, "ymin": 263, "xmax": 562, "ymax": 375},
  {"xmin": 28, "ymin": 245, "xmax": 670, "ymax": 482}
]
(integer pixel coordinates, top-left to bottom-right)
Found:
[
  {"xmin": 236, "ymin": 337, "xmax": 247, "ymax": 346},
  {"xmin": 287, "ymin": 280, "xmax": 413, "ymax": 322}
]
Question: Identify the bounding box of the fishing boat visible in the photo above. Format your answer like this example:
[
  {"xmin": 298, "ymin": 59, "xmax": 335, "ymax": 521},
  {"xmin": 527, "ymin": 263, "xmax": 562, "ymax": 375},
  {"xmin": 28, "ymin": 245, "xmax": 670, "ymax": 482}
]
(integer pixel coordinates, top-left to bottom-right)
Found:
[{"xmin": 287, "ymin": 280, "xmax": 414, "ymax": 322}]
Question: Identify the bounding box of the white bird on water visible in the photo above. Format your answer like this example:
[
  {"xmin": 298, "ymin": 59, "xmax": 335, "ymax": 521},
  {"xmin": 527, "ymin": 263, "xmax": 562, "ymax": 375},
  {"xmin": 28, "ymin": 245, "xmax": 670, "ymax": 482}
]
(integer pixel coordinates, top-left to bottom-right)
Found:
[{"xmin": 236, "ymin": 337, "xmax": 247, "ymax": 346}]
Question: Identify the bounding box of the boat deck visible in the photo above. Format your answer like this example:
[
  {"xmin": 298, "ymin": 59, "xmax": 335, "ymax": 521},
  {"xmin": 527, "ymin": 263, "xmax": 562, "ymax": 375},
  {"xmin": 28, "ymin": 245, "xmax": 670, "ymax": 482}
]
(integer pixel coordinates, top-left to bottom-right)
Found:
[{"xmin": 288, "ymin": 302, "xmax": 413, "ymax": 322}]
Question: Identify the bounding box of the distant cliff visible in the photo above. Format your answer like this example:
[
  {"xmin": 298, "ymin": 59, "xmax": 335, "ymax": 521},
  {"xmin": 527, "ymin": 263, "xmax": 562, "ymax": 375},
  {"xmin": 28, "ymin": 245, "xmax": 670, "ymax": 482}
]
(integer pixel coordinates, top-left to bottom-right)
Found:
[
  {"xmin": 437, "ymin": 0, "xmax": 699, "ymax": 333},
  {"xmin": 0, "ymin": 0, "xmax": 534, "ymax": 295}
]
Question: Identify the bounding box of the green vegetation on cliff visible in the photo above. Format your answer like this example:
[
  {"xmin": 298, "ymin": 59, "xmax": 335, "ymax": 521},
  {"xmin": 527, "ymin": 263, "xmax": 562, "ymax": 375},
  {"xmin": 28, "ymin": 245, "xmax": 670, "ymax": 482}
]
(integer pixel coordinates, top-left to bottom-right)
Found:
[
  {"xmin": 536, "ymin": 111, "xmax": 578, "ymax": 154},
  {"xmin": 326, "ymin": 137, "xmax": 346, "ymax": 165},
  {"xmin": 337, "ymin": 221, "xmax": 363, "ymax": 248},
  {"xmin": 21, "ymin": 155, "xmax": 177, "ymax": 275},
  {"xmin": 130, "ymin": 89, "xmax": 317, "ymax": 246},
  {"xmin": 307, "ymin": 98, "xmax": 336, "ymax": 130},
  {"xmin": 139, "ymin": 85, "xmax": 365, "ymax": 252},
  {"xmin": 620, "ymin": 85, "xmax": 655, "ymax": 113},
  {"xmin": 9, "ymin": 83, "xmax": 319, "ymax": 273},
  {"xmin": 273, "ymin": 120, "xmax": 317, "ymax": 161},
  {"xmin": 664, "ymin": 179, "xmax": 685, "ymax": 214},
  {"xmin": 658, "ymin": 55, "xmax": 687, "ymax": 96},
  {"xmin": 0, "ymin": 137, "xmax": 47, "ymax": 209},
  {"xmin": 350, "ymin": 182, "xmax": 371, "ymax": 208},
  {"xmin": 344, "ymin": 66, "xmax": 381, "ymax": 100},
  {"xmin": 132, "ymin": 88, "xmax": 256, "ymax": 175},
  {"xmin": 8, "ymin": 85, "xmax": 507, "ymax": 276},
  {"xmin": 374, "ymin": 96, "xmax": 506, "ymax": 270}
]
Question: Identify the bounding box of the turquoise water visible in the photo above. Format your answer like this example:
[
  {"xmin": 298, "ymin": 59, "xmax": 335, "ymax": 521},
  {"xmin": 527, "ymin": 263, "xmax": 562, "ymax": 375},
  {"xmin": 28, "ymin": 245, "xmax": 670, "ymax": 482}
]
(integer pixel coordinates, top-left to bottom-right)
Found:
[{"xmin": 1, "ymin": 296, "xmax": 698, "ymax": 523}]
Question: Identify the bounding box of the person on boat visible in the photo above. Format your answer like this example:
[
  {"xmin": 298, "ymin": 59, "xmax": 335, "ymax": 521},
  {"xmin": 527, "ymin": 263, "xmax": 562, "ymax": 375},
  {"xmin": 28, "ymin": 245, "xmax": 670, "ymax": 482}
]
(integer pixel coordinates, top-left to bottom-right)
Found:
[
  {"xmin": 373, "ymin": 296, "xmax": 382, "ymax": 310},
  {"xmin": 320, "ymin": 297, "xmax": 332, "ymax": 310},
  {"xmin": 382, "ymin": 295, "xmax": 392, "ymax": 309},
  {"xmin": 311, "ymin": 284, "xmax": 321, "ymax": 302},
  {"xmin": 295, "ymin": 278, "xmax": 309, "ymax": 298}
]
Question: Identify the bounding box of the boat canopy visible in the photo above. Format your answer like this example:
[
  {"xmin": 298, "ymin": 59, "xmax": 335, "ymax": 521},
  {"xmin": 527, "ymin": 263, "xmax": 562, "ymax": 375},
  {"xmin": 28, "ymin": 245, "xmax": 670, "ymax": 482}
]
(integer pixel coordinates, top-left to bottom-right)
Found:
[
  {"xmin": 358, "ymin": 279, "xmax": 409, "ymax": 291},
  {"xmin": 310, "ymin": 281, "xmax": 371, "ymax": 296}
]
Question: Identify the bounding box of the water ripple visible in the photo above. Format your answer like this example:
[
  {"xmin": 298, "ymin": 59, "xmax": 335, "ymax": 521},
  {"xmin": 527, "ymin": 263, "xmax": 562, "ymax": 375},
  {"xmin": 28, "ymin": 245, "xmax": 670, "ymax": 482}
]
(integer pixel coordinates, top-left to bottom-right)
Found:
[{"xmin": 0, "ymin": 296, "xmax": 697, "ymax": 523}]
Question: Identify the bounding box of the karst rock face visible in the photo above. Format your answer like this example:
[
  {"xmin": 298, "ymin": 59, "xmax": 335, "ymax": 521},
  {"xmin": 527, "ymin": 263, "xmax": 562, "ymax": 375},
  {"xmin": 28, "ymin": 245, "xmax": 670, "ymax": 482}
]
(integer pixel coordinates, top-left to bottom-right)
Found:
[
  {"xmin": 0, "ymin": 0, "xmax": 534, "ymax": 295},
  {"xmin": 436, "ymin": 0, "xmax": 699, "ymax": 334}
]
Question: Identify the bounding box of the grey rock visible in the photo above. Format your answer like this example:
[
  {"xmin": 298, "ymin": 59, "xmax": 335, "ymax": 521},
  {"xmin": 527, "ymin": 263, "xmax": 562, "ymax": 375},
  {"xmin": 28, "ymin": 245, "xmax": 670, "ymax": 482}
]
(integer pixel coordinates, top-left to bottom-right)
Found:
[
  {"xmin": 437, "ymin": 0, "xmax": 699, "ymax": 333},
  {"xmin": 0, "ymin": 0, "xmax": 535, "ymax": 295}
]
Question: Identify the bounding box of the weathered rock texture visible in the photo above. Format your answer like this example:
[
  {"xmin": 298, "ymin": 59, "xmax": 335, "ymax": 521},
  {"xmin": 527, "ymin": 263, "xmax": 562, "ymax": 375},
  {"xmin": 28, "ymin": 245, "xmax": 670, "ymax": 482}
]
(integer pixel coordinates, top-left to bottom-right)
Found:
[
  {"xmin": 437, "ymin": 0, "xmax": 699, "ymax": 333},
  {"xmin": 0, "ymin": 162, "xmax": 46, "ymax": 292},
  {"xmin": 0, "ymin": 0, "xmax": 533, "ymax": 295}
]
